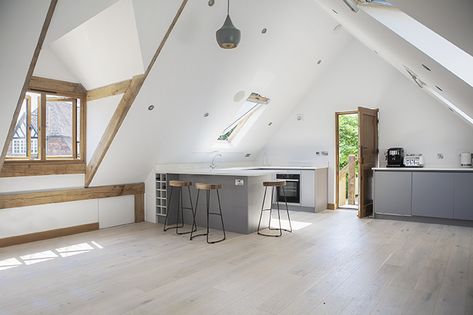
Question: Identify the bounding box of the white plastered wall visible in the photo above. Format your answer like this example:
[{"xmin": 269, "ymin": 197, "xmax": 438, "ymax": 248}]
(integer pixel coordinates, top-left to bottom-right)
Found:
[{"xmin": 259, "ymin": 39, "xmax": 473, "ymax": 205}]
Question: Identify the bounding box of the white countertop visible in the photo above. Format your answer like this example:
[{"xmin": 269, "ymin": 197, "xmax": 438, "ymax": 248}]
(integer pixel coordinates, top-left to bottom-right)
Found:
[
  {"xmin": 373, "ymin": 167, "xmax": 473, "ymax": 172},
  {"xmin": 157, "ymin": 166, "xmax": 328, "ymax": 177}
]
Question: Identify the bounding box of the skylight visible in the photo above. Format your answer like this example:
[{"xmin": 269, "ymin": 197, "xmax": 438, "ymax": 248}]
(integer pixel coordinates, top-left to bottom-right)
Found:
[{"xmin": 217, "ymin": 93, "xmax": 269, "ymax": 144}]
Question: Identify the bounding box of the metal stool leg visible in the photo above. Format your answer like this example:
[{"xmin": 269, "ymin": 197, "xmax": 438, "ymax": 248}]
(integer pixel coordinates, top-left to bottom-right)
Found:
[
  {"xmin": 190, "ymin": 189, "xmax": 200, "ymax": 240},
  {"xmin": 257, "ymin": 186, "xmax": 267, "ymax": 233},
  {"xmin": 206, "ymin": 190, "xmax": 210, "ymax": 243},
  {"xmin": 188, "ymin": 186, "xmax": 197, "ymax": 233},
  {"xmin": 214, "ymin": 189, "xmax": 226, "ymax": 243},
  {"xmin": 163, "ymin": 187, "xmax": 174, "ymax": 231},
  {"xmin": 176, "ymin": 186, "xmax": 195, "ymax": 235},
  {"xmin": 282, "ymin": 186, "xmax": 293, "ymax": 233}
]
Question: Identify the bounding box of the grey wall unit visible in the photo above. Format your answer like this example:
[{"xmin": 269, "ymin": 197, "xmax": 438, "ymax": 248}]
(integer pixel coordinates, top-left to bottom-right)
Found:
[
  {"xmin": 412, "ymin": 172, "xmax": 454, "ymax": 219},
  {"xmin": 374, "ymin": 168, "xmax": 473, "ymax": 222},
  {"xmin": 374, "ymin": 171, "xmax": 412, "ymax": 216},
  {"xmin": 454, "ymin": 173, "xmax": 473, "ymax": 220}
]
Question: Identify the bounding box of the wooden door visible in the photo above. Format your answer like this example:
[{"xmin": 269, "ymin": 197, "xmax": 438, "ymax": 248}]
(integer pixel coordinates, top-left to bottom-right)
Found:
[{"xmin": 358, "ymin": 107, "xmax": 378, "ymax": 218}]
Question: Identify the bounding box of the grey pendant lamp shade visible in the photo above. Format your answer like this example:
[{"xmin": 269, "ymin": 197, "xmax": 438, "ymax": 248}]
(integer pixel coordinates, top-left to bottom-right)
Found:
[{"xmin": 216, "ymin": 0, "xmax": 240, "ymax": 49}]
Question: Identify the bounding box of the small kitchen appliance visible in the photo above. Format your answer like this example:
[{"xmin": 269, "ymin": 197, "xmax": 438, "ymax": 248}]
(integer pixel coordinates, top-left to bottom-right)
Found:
[
  {"xmin": 404, "ymin": 154, "xmax": 424, "ymax": 168},
  {"xmin": 386, "ymin": 147, "xmax": 404, "ymax": 167},
  {"xmin": 460, "ymin": 152, "xmax": 472, "ymax": 167}
]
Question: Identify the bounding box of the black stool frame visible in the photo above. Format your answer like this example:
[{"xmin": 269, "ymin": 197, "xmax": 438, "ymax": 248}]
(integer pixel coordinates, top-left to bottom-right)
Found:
[
  {"xmin": 190, "ymin": 188, "xmax": 226, "ymax": 244},
  {"xmin": 257, "ymin": 185, "xmax": 293, "ymax": 237},
  {"xmin": 163, "ymin": 185, "xmax": 197, "ymax": 235}
]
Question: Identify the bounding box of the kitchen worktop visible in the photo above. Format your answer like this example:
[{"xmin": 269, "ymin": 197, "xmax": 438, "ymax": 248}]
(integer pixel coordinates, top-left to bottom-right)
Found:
[
  {"xmin": 373, "ymin": 167, "xmax": 473, "ymax": 172},
  {"xmin": 156, "ymin": 166, "xmax": 328, "ymax": 177}
]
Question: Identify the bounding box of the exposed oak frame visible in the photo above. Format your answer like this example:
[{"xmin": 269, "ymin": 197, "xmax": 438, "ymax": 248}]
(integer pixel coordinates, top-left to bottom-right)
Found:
[
  {"xmin": 87, "ymin": 79, "xmax": 132, "ymax": 102},
  {"xmin": 2, "ymin": 77, "xmax": 87, "ymax": 177},
  {"xmin": 0, "ymin": 182, "xmax": 145, "ymax": 247},
  {"xmin": 85, "ymin": 0, "xmax": 189, "ymax": 187},
  {"xmin": 0, "ymin": 0, "xmax": 58, "ymax": 172}
]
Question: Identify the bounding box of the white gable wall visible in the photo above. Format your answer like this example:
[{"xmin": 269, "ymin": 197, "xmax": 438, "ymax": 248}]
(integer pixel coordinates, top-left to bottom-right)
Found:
[{"xmin": 259, "ymin": 39, "xmax": 473, "ymax": 205}]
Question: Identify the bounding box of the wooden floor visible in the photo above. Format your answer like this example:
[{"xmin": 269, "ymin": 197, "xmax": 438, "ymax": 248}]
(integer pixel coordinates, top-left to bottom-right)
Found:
[{"xmin": 0, "ymin": 210, "xmax": 472, "ymax": 314}]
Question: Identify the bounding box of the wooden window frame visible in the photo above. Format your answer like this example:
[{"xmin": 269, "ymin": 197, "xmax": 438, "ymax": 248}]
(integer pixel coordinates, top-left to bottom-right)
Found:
[{"xmin": 2, "ymin": 77, "xmax": 87, "ymax": 177}]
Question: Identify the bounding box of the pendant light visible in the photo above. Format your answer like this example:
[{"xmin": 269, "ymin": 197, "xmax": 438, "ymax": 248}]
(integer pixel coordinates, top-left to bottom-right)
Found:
[{"xmin": 216, "ymin": 0, "xmax": 240, "ymax": 49}]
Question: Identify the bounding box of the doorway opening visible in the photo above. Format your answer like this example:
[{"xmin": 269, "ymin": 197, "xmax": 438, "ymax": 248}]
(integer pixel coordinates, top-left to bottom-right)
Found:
[{"xmin": 336, "ymin": 111, "xmax": 359, "ymax": 210}]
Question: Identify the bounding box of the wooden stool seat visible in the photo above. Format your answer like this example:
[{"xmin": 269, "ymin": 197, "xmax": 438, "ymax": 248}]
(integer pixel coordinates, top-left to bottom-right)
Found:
[
  {"xmin": 263, "ymin": 180, "xmax": 286, "ymax": 187},
  {"xmin": 195, "ymin": 183, "xmax": 223, "ymax": 190},
  {"xmin": 169, "ymin": 180, "xmax": 192, "ymax": 187}
]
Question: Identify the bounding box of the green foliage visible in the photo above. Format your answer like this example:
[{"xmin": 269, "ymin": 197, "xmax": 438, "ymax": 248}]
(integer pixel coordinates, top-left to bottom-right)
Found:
[{"xmin": 339, "ymin": 114, "xmax": 358, "ymax": 170}]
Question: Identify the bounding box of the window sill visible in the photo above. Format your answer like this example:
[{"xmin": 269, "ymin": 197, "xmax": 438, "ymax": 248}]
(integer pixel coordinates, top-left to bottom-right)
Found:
[{"xmin": 1, "ymin": 160, "xmax": 86, "ymax": 177}]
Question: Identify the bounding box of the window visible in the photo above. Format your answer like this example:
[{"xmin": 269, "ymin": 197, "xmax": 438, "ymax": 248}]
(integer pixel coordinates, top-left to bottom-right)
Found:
[
  {"xmin": 6, "ymin": 91, "xmax": 85, "ymax": 161},
  {"xmin": 217, "ymin": 93, "xmax": 269, "ymax": 144}
]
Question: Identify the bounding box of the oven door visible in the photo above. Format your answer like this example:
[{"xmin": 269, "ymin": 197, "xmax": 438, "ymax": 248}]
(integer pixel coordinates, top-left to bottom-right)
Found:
[{"xmin": 276, "ymin": 174, "xmax": 300, "ymax": 204}]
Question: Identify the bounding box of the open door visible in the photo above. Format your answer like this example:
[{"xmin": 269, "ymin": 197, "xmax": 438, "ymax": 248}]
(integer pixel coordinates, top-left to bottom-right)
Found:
[{"xmin": 358, "ymin": 107, "xmax": 378, "ymax": 218}]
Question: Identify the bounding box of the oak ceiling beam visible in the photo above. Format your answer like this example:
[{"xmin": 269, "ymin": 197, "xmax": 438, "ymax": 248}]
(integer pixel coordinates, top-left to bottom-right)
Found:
[
  {"xmin": 0, "ymin": 182, "xmax": 144, "ymax": 210},
  {"xmin": 84, "ymin": 0, "xmax": 189, "ymax": 187},
  {"xmin": 87, "ymin": 79, "xmax": 132, "ymax": 102},
  {"xmin": 0, "ymin": 0, "xmax": 58, "ymax": 173},
  {"xmin": 29, "ymin": 76, "xmax": 86, "ymax": 98}
]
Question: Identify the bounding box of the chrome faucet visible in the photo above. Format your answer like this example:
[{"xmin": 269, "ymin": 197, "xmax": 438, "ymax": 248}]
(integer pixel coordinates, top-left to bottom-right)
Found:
[{"xmin": 210, "ymin": 153, "xmax": 223, "ymax": 169}]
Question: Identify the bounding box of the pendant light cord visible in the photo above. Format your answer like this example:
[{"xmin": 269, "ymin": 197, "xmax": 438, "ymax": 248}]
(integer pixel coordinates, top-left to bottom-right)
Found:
[{"xmin": 227, "ymin": 0, "xmax": 230, "ymax": 15}]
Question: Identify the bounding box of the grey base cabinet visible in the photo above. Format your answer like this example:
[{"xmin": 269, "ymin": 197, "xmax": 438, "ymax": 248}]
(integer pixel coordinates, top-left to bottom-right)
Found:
[
  {"xmin": 454, "ymin": 173, "xmax": 473, "ymax": 220},
  {"xmin": 374, "ymin": 171, "xmax": 412, "ymax": 216},
  {"xmin": 412, "ymin": 172, "xmax": 454, "ymax": 219}
]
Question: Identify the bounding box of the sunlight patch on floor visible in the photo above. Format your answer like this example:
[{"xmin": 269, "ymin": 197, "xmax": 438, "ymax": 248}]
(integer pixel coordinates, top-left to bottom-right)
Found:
[
  {"xmin": 269, "ymin": 219, "xmax": 312, "ymax": 231},
  {"xmin": 0, "ymin": 241, "xmax": 104, "ymax": 272}
]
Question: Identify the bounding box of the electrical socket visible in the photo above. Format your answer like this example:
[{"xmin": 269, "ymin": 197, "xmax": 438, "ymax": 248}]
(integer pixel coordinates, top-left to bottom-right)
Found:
[
  {"xmin": 437, "ymin": 153, "xmax": 444, "ymax": 159},
  {"xmin": 235, "ymin": 179, "xmax": 244, "ymax": 186}
]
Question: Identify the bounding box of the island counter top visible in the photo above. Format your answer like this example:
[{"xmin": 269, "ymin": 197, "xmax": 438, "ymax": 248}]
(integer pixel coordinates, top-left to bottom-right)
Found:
[{"xmin": 156, "ymin": 166, "xmax": 328, "ymax": 177}]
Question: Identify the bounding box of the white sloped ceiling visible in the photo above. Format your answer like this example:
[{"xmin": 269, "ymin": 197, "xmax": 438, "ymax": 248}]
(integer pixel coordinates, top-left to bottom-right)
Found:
[
  {"xmin": 0, "ymin": 0, "xmax": 51, "ymax": 158},
  {"xmin": 90, "ymin": 0, "xmax": 352, "ymax": 185},
  {"xmin": 315, "ymin": 0, "xmax": 473, "ymax": 123}
]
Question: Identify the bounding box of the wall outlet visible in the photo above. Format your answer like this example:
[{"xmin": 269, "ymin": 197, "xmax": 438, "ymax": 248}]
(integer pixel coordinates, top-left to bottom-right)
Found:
[
  {"xmin": 437, "ymin": 153, "xmax": 444, "ymax": 159},
  {"xmin": 321, "ymin": 151, "xmax": 329, "ymax": 156},
  {"xmin": 235, "ymin": 179, "xmax": 244, "ymax": 186}
]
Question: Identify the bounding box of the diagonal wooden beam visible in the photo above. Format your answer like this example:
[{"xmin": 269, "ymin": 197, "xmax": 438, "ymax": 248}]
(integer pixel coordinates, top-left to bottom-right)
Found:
[
  {"xmin": 85, "ymin": 74, "xmax": 145, "ymax": 186},
  {"xmin": 85, "ymin": 0, "xmax": 189, "ymax": 187},
  {"xmin": 0, "ymin": 0, "xmax": 58, "ymax": 173},
  {"xmin": 86, "ymin": 79, "xmax": 132, "ymax": 102}
]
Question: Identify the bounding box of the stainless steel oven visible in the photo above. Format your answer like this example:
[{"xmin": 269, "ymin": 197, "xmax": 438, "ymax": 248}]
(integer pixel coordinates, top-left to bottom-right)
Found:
[{"xmin": 276, "ymin": 174, "xmax": 300, "ymax": 204}]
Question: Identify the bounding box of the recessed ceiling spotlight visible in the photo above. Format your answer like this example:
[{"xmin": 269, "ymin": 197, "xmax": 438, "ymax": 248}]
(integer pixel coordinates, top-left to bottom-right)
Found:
[
  {"xmin": 317, "ymin": 59, "xmax": 322, "ymax": 65},
  {"xmin": 296, "ymin": 114, "xmax": 304, "ymax": 121},
  {"xmin": 261, "ymin": 28, "xmax": 267, "ymax": 34},
  {"xmin": 203, "ymin": 112, "xmax": 209, "ymax": 117},
  {"xmin": 245, "ymin": 153, "xmax": 251, "ymax": 158},
  {"xmin": 332, "ymin": 9, "xmax": 338, "ymax": 14},
  {"xmin": 435, "ymin": 85, "xmax": 443, "ymax": 92},
  {"xmin": 333, "ymin": 24, "xmax": 343, "ymax": 32},
  {"xmin": 208, "ymin": 0, "xmax": 214, "ymax": 6},
  {"xmin": 421, "ymin": 64, "xmax": 432, "ymax": 71},
  {"xmin": 148, "ymin": 105, "xmax": 155, "ymax": 111},
  {"xmin": 268, "ymin": 122, "xmax": 273, "ymax": 126}
]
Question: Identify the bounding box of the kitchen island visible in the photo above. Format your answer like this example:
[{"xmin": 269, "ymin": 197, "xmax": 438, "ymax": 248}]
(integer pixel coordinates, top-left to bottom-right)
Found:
[
  {"xmin": 157, "ymin": 169, "xmax": 275, "ymax": 234},
  {"xmin": 153, "ymin": 166, "xmax": 328, "ymax": 234}
]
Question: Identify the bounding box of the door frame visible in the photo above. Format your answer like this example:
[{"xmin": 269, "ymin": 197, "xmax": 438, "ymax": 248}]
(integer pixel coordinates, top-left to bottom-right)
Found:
[{"xmin": 335, "ymin": 110, "xmax": 358, "ymax": 210}]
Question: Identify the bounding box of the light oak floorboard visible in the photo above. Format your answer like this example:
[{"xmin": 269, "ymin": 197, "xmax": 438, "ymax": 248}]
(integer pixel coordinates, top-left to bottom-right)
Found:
[{"xmin": 0, "ymin": 210, "xmax": 472, "ymax": 314}]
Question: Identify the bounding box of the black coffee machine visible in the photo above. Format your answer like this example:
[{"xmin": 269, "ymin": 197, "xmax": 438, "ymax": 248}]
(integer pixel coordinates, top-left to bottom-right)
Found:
[{"xmin": 386, "ymin": 147, "xmax": 404, "ymax": 167}]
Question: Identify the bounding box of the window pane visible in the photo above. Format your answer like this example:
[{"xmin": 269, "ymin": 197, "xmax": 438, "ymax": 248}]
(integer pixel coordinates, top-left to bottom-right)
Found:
[
  {"xmin": 46, "ymin": 96, "xmax": 73, "ymax": 157},
  {"xmin": 6, "ymin": 98, "xmax": 28, "ymax": 158},
  {"xmin": 29, "ymin": 92, "xmax": 40, "ymax": 159},
  {"xmin": 77, "ymin": 100, "xmax": 81, "ymax": 159}
]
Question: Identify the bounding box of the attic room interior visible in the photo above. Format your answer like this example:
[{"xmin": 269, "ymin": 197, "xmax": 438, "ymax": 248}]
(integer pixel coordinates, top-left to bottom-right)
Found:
[{"xmin": 1, "ymin": 0, "xmax": 473, "ymax": 313}]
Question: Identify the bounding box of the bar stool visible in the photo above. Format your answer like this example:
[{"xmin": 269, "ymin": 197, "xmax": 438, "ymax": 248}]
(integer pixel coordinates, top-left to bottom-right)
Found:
[
  {"xmin": 163, "ymin": 180, "xmax": 196, "ymax": 235},
  {"xmin": 190, "ymin": 183, "xmax": 226, "ymax": 244},
  {"xmin": 257, "ymin": 180, "xmax": 293, "ymax": 237}
]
